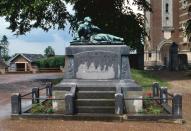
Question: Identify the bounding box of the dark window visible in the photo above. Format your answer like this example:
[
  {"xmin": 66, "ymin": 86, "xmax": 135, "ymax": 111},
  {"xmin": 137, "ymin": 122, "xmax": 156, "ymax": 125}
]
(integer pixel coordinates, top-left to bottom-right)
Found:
[
  {"xmin": 149, "ymin": 52, "xmax": 152, "ymax": 58},
  {"xmin": 166, "ymin": 3, "xmax": 169, "ymax": 13},
  {"xmin": 189, "ymin": 37, "xmax": 191, "ymax": 42}
]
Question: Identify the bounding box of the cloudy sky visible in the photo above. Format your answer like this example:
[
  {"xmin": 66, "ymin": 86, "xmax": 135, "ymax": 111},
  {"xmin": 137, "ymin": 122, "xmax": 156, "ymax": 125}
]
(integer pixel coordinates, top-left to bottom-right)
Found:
[{"xmin": 0, "ymin": 2, "xmax": 141, "ymax": 56}]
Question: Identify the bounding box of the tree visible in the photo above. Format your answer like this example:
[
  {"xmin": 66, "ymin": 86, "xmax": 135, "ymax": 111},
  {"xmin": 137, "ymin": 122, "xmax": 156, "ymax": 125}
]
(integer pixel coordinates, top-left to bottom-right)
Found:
[
  {"xmin": 0, "ymin": 0, "xmax": 151, "ymax": 50},
  {"xmin": 0, "ymin": 0, "xmax": 69, "ymax": 35},
  {"xmin": 0, "ymin": 35, "xmax": 9, "ymax": 61},
  {"xmin": 67, "ymin": 0, "xmax": 151, "ymax": 51},
  {"xmin": 44, "ymin": 46, "xmax": 55, "ymax": 57},
  {"xmin": 185, "ymin": 19, "xmax": 191, "ymax": 42}
]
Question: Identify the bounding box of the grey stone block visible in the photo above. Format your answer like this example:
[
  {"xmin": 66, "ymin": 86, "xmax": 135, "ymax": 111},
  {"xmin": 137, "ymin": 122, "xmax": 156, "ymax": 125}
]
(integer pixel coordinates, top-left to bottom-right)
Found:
[
  {"xmin": 123, "ymin": 91, "xmax": 143, "ymax": 113},
  {"xmin": 65, "ymin": 94, "xmax": 74, "ymax": 115},
  {"xmin": 172, "ymin": 94, "xmax": 182, "ymax": 118},
  {"xmin": 11, "ymin": 93, "xmax": 21, "ymax": 114},
  {"xmin": 52, "ymin": 91, "xmax": 67, "ymax": 113},
  {"xmin": 115, "ymin": 93, "xmax": 123, "ymax": 115},
  {"xmin": 63, "ymin": 45, "xmax": 131, "ymax": 80},
  {"xmin": 53, "ymin": 43, "xmax": 143, "ymax": 115}
]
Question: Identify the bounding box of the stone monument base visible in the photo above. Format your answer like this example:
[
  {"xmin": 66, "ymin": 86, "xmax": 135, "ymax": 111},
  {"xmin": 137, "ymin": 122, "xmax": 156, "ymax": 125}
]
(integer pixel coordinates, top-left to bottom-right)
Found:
[
  {"xmin": 53, "ymin": 44, "xmax": 143, "ymax": 115},
  {"xmin": 53, "ymin": 79, "xmax": 143, "ymax": 114}
]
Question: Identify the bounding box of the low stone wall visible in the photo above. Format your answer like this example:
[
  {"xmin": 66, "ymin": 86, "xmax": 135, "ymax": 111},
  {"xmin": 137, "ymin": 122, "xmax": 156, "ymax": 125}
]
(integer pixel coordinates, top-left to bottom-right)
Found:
[
  {"xmin": 52, "ymin": 91, "xmax": 68, "ymax": 113},
  {"xmin": 123, "ymin": 90, "xmax": 143, "ymax": 113}
]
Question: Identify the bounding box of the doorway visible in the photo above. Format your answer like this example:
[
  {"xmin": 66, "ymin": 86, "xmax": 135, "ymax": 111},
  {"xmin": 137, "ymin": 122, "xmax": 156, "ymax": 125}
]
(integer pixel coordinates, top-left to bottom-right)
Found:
[{"xmin": 16, "ymin": 63, "xmax": 25, "ymax": 71}]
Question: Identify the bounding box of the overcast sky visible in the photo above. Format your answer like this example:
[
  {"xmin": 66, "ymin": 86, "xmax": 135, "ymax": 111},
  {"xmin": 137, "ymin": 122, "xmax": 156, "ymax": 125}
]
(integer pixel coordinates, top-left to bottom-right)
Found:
[{"xmin": 0, "ymin": 2, "xmax": 142, "ymax": 56}]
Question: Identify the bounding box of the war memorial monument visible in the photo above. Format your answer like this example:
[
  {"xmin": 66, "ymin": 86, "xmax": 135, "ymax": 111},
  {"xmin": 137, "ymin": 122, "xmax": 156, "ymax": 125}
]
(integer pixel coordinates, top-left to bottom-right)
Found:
[
  {"xmin": 11, "ymin": 17, "xmax": 182, "ymax": 121},
  {"xmin": 52, "ymin": 17, "xmax": 143, "ymax": 115}
]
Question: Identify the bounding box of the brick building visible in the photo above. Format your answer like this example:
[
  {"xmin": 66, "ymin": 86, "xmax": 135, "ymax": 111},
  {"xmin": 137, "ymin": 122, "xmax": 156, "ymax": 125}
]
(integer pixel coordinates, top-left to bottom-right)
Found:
[
  {"xmin": 144, "ymin": 0, "xmax": 191, "ymax": 68},
  {"xmin": 8, "ymin": 53, "xmax": 43, "ymax": 72}
]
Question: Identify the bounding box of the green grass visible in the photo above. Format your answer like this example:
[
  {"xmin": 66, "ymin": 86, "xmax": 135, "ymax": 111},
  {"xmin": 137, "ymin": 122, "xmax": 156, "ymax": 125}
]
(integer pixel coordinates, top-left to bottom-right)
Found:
[{"xmin": 131, "ymin": 69, "xmax": 168, "ymax": 91}]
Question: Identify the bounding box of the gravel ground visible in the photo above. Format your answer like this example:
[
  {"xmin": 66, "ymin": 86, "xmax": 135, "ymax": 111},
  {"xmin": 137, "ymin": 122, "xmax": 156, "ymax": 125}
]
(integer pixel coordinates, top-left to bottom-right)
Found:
[{"xmin": 0, "ymin": 72, "xmax": 190, "ymax": 131}]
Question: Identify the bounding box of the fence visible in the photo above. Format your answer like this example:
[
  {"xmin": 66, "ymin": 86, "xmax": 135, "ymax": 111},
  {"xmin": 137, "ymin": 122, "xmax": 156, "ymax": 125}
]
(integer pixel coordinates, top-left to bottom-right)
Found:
[
  {"xmin": 11, "ymin": 82, "xmax": 182, "ymax": 120},
  {"xmin": 11, "ymin": 82, "xmax": 53, "ymax": 114},
  {"xmin": 11, "ymin": 82, "xmax": 76, "ymax": 115},
  {"xmin": 151, "ymin": 82, "xmax": 182, "ymax": 118},
  {"xmin": 125, "ymin": 82, "xmax": 182, "ymax": 120}
]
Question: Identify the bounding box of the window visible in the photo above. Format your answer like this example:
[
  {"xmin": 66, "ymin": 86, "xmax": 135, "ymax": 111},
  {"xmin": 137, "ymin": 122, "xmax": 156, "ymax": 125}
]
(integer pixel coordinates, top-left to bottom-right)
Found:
[
  {"xmin": 149, "ymin": 52, "xmax": 152, "ymax": 58},
  {"xmin": 165, "ymin": 3, "xmax": 169, "ymax": 13},
  {"xmin": 181, "ymin": 0, "xmax": 188, "ymax": 9}
]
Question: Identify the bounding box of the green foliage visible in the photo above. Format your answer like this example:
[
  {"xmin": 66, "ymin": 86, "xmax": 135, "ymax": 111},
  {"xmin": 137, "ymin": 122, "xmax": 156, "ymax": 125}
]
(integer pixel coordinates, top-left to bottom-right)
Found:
[
  {"xmin": 0, "ymin": 0, "xmax": 68, "ymax": 35},
  {"xmin": 185, "ymin": 19, "xmax": 191, "ymax": 41},
  {"xmin": 148, "ymin": 106, "xmax": 161, "ymax": 115},
  {"xmin": 141, "ymin": 96, "xmax": 163, "ymax": 115},
  {"xmin": 67, "ymin": 0, "xmax": 151, "ymax": 51},
  {"xmin": 143, "ymin": 96, "xmax": 152, "ymax": 107},
  {"xmin": 0, "ymin": 35, "xmax": 9, "ymax": 61},
  {"xmin": 31, "ymin": 100, "xmax": 54, "ymax": 114},
  {"xmin": 131, "ymin": 69, "xmax": 168, "ymax": 90},
  {"xmin": 44, "ymin": 46, "xmax": 55, "ymax": 58},
  {"xmin": 0, "ymin": 0, "xmax": 151, "ymax": 51},
  {"xmin": 35, "ymin": 56, "xmax": 65, "ymax": 68},
  {"xmin": 31, "ymin": 103, "xmax": 45, "ymax": 113}
]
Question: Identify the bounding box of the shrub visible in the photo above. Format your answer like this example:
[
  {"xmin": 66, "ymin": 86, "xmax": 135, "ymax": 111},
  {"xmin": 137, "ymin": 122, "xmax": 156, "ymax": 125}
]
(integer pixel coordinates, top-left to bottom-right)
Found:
[
  {"xmin": 35, "ymin": 56, "xmax": 65, "ymax": 68},
  {"xmin": 31, "ymin": 100, "xmax": 54, "ymax": 114}
]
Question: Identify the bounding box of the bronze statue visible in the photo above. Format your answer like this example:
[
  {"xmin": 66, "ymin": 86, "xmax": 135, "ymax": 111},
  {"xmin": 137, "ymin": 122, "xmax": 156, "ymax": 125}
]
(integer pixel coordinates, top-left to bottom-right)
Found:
[{"xmin": 73, "ymin": 17, "xmax": 124, "ymax": 44}]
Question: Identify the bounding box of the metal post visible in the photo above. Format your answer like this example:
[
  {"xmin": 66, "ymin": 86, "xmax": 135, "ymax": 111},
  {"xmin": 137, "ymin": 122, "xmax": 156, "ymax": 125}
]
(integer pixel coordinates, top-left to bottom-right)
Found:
[
  {"xmin": 152, "ymin": 82, "xmax": 159, "ymax": 97},
  {"xmin": 65, "ymin": 94, "xmax": 74, "ymax": 115},
  {"xmin": 49, "ymin": 82, "xmax": 53, "ymax": 97},
  {"xmin": 46, "ymin": 82, "xmax": 52, "ymax": 97},
  {"xmin": 32, "ymin": 87, "xmax": 40, "ymax": 104},
  {"xmin": 11, "ymin": 93, "xmax": 21, "ymax": 114},
  {"xmin": 160, "ymin": 87, "xmax": 168, "ymax": 104},
  {"xmin": 172, "ymin": 94, "xmax": 182, "ymax": 118}
]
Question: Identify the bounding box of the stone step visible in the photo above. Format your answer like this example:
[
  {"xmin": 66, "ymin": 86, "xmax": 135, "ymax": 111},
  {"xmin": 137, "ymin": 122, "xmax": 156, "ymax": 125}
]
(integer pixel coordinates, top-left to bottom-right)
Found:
[
  {"xmin": 76, "ymin": 91, "xmax": 115, "ymax": 99},
  {"xmin": 73, "ymin": 113, "xmax": 122, "ymax": 121},
  {"xmin": 77, "ymin": 87, "xmax": 115, "ymax": 91},
  {"xmin": 76, "ymin": 106, "xmax": 115, "ymax": 114},
  {"xmin": 75, "ymin": 99, "xmax": 115, "ymax": 106}
]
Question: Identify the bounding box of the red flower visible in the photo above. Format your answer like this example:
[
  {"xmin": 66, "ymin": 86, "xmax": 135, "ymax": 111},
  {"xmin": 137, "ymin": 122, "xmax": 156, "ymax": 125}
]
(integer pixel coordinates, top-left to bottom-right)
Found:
[{"xmin": 146, "ymin": 92, "xmax": 152, "ymax": 97}]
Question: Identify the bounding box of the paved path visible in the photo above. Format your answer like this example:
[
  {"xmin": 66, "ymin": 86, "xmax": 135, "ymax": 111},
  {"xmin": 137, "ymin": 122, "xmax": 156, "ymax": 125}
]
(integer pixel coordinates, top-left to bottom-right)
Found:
[
  {"xmin": 0, "ymin": 71, "xmax": 190, "ymax": 131},
  {"xmin": 0, "ymin": 73, "xmax": 63, "ymax": 84},
  {"xmin": 0, "ymin": 73, "xmax": 63, "ymax": 120}
]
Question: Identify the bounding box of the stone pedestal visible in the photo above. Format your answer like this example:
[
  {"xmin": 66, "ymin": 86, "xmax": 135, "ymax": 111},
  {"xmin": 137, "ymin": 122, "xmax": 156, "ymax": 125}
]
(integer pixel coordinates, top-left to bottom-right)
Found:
[{"xmin": 53, "ymin": 43, "xmax": 143, "ymax": 114}]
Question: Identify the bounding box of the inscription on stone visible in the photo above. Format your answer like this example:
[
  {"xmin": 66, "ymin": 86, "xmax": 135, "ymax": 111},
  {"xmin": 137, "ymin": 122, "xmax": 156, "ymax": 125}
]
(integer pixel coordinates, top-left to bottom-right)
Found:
[{"xmin": 74, "ymin": 51, "xmax": 119, "ymax": 79}]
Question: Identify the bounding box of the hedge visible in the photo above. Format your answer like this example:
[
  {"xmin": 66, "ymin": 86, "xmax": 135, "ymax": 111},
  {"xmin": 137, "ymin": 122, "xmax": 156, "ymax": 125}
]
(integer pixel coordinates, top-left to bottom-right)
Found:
[{"xmin": 35, "ymin": 56, "xmax": 65, "ymax": 68}]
